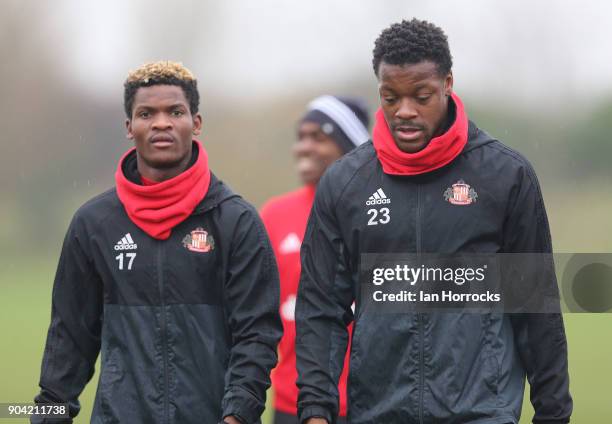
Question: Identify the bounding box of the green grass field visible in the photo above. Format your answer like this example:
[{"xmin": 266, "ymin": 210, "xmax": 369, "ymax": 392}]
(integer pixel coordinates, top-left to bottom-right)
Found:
[{"xmin": 1, "ymin": 186, "xmax": 611, "ymax": 423}]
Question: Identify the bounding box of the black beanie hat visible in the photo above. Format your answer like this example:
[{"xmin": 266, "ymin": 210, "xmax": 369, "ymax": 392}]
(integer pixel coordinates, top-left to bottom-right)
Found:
[{"xmin": 300, "ymin": 95, "xmax": 371, "ymax": 153}]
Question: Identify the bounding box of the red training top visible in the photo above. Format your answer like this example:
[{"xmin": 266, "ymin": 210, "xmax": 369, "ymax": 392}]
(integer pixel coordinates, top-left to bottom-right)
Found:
[{"xmin": 261, "ymin": 185, "xmax": 351, "ymax": 417}]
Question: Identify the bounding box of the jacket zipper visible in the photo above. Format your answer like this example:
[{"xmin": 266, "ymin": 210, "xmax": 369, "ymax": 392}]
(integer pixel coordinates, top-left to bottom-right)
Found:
[
  {"xmin": 416, "ymin": 184, "xmax": 424, "ymax": 424},
  {"xmin": 157, "ymin": 242, "xmax": 169, "ymax": 424}
]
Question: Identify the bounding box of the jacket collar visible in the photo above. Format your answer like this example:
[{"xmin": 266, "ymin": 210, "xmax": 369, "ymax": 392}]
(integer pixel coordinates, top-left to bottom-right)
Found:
[
  {"xmin": 462, "ymin": 120, "xmax": 497, "ymax": 153},
  {"xmin": 193, "ymin": 173, "xmax": 239, "ymax": 214}
]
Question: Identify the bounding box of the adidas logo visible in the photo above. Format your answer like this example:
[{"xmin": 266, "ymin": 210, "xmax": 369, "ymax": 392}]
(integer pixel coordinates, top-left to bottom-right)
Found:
[
  {"xmin": 279, "ymin": 232, "xmax": 301, "ymax": 255},
  {"xmin": 366, "ymin": 188, "xmax": 391, "ymax": 206},
  {"xmin": 281, "ymin": 294, "xmax": 297, "ymax": 321},
  {"xmin": 114, "ymin": 233, "xmax": 138, "ymax": 251}
]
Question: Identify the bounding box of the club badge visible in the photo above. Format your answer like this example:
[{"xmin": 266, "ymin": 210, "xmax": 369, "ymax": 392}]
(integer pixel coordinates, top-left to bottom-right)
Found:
[
  {"xmin": 182, "ymin": 227, "xmax": 215, "ymax": 252},
  {"xmin": 444, "ymin": 180, "xmax": 478, "ymax": 205}
]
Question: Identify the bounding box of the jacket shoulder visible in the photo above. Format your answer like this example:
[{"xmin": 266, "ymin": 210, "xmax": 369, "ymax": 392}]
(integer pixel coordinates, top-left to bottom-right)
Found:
[
  {"xmin": 72, "ymin": 188, "xmax": 121, "ymax": 224},
  {"xmin": 216, "ymin": 194, "xmax": 262, "ymax": 225},
  {"xmin": 465, "ymin": 122, "xmax": 537, "ymax": 176},
  {"xmin": 333, "ymin": 140, "xmax": 378, "ymax": 173},
  {"xmin": 319, "ymin": 141, "xmax": 378, "ymax": 203},
  {"xmin": 215, "ymin": 196, "xmax": 274, "ymax": 257},
  {"xmin": 62, "ymin": 189, "xmax": 122, "ymax": 251},
  {"xmin": 465, "ymin": 136, "xmax": 544, "ymax": 205},
  {"xmin": 485, "ymin": 140, "xmax": 534, "ymax": 169},
  {"xmin": 481, "ymin": 140, "xmax": 540, "ymax": 182}
]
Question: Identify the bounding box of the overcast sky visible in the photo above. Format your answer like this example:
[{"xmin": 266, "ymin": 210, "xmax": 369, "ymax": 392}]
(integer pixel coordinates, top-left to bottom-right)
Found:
[{"xmin": 37, "ymin": 0, "xmax": 612, "ymax": 104}]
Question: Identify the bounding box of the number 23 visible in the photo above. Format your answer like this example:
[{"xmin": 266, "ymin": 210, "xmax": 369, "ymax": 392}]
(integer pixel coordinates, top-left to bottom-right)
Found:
[{"xmin": 367, "ymin": 207, "xmax": 390, "ymax": 226}]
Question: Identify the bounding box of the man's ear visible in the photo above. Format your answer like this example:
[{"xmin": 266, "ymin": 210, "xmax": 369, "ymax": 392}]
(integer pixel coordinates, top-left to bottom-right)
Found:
[
  {"xmin": 192, "ymin": 113, "xmax": 203, "ymax": 136},
  {"xmin": 444, "ymin": 72, "xmax": 454, "ymax": 96},
  {"xmin": 126, "ymin": 119, "xmax": 134, "ymax": 140}
]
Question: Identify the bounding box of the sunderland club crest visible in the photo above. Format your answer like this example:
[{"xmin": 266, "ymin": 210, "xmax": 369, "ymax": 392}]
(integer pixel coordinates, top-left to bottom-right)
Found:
[
  {"xmin": 443, "ymin": 180, "xmax": 478, "ymax": 205},
  {"xmin": 182, "ymin": 227, "xmax": 215, "ymax": 252}
]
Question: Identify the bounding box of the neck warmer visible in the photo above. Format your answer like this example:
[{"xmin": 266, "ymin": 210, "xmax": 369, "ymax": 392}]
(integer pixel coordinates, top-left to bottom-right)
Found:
[
  {"xmin": 372, "ymin": 92, "xmax": 468, "ymax": 176},
  {"xmin": 115, "ymin": 140, "xmax": 211, "ymax": 240},
  {"xmin": 140, "ymin": 176, "xmax": 158, "ymax": 186}
]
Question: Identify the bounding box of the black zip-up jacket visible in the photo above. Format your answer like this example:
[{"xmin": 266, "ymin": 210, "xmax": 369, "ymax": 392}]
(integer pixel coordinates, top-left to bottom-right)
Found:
[
  {"xmin": 295, "ymin": 121, "xmax": 572, "ymax": 424},
  {"xmin": 33, "ymin": 159, "xmax": 283, "ymax": 423}
]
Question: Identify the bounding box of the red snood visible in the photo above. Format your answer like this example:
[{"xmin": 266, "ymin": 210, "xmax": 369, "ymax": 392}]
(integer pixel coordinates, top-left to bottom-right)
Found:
[
  {"xmin": 372, "ymin": 92, "xmax": 468, "ymax": 175},
  {"xmin": 115, "ymin": 140, "xmax": 211, "ymax": 240}
]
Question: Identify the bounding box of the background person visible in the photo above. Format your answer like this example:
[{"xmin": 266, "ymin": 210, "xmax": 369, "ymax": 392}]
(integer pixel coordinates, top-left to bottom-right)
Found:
[{"xmin": 261, "ymin": 95, "xmax": 370, "ymax": 424}]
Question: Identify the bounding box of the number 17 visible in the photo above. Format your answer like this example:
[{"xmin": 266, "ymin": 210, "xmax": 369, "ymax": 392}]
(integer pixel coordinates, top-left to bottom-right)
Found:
[{"xmin": 115, "ymin": 252, "xmax": 136, "ymax": 270}]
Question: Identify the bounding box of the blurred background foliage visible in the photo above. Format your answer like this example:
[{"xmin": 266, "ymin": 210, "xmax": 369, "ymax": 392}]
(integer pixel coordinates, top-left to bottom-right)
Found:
[{"xmin": 1, "ymin": 0, "xmax": 611, "ymax": 422}]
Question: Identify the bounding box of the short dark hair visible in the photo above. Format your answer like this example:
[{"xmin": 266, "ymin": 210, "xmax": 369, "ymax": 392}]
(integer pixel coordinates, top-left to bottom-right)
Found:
[
  {"xmin": 123, "ymin": 61, "xmax": 200, "ymax": 118},
  {"xmin": 372, "ymin": 19, "xmax": 453, "ymax": 77}
]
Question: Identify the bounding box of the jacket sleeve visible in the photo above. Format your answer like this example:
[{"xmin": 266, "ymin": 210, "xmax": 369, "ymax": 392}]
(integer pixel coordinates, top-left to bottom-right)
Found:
[
  {"xmin": 295, "ymin": 173, "xmax": 354, "ymax": 424},
  {"xmin": 32, "ymin": 216, "xmax": 103, "ymax": 424},
  {"xmin": 221, "ymin": 205, "xmax": 283, "ymax": 424},
  {"xmin": 503, "ymin": 162, "xmax": 572, "ymax": 424}
]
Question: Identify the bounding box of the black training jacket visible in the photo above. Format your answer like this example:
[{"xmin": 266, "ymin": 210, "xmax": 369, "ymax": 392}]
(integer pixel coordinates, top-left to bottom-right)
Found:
[
  {"xmin": 295, "ymin": 121, "xmax": 572, "ymax": 424},
  {"xmin": 33, "ymin": 162, "xmax": 283, "ymax": 423}
]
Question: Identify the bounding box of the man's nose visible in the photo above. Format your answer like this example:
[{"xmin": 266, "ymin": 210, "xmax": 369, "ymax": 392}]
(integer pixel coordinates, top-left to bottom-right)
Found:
[
  {"xmin": 294, "ymin": 137, "xmax": 315, "ymax": 155},
  {"xmin": 152, "ymin": 113, "xmax": 173, "ymax": 130},
  {"xmin": 395, "ymin": 98, "xmax": 418, "ymax": 121}
]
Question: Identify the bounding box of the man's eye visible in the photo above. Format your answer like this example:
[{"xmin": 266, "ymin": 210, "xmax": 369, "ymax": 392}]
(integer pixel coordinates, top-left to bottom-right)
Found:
[
  {"xmin": 417, "ymin": 95, "xmax": 431, "ymax": 102},
  {"xmin": 138, "ymin": 111, "xmax": 150, "ymax": 118},
  {"xmin": 383, "ymin": 97, "xmax": 396, "ymax": 104},
  {"xmin": 172, "ymin": 110, "xmax": 185, "ymax": 117}
]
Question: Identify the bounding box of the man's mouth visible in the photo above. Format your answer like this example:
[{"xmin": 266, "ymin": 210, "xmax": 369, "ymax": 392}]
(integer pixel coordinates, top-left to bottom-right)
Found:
[
  {"xmin": 393, "ymin": 125, "xmax": 424, "ymax": 143},
  {"xmin": 150, "ymin": 134, "xmax": 175, "ymax": 147},
  {"xmin": 296, "ymin": 156, "xmax": 322, "ymax": 174}
]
